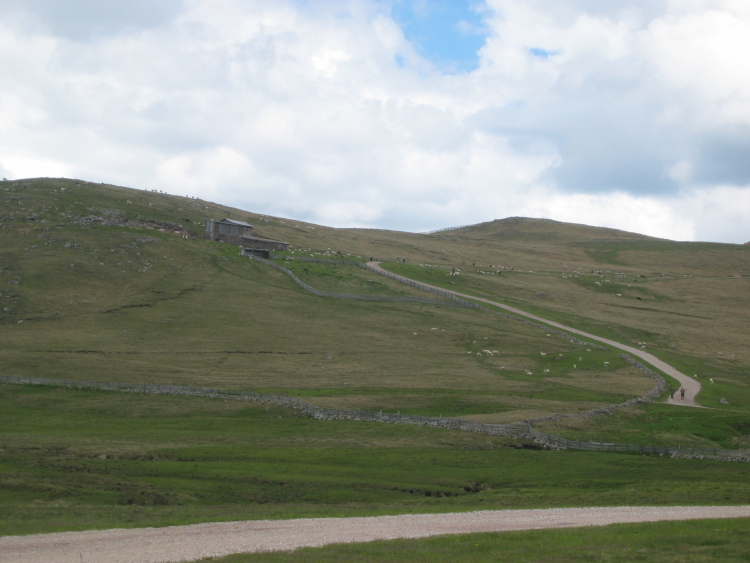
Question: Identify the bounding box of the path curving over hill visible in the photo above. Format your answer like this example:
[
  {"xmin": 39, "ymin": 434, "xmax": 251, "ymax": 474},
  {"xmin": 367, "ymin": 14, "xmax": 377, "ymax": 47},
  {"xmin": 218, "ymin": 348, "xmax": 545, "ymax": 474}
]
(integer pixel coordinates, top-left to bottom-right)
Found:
[
  {"xmin": 367, "ymin": 263, "xmax": 701, "ymax": 406},
  {"xmin": 2, "ymin": 506, "xmax": 748, "ymax": 562}
]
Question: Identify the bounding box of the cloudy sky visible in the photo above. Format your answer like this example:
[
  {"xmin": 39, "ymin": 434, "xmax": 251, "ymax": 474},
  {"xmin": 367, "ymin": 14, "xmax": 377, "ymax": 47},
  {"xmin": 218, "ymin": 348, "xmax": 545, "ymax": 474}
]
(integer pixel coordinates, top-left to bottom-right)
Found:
[{"xmin": 1, "ymin": 0, "xmax": 749, "ymax": 243}]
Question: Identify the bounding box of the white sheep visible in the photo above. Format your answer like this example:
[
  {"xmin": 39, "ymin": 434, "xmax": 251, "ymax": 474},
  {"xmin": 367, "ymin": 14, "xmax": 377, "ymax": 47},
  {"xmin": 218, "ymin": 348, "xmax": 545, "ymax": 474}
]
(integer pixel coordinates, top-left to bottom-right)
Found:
[
  {"xmin": 604, "ymin": 361, "xmax": 610, "ymax": 367},
  {"xmin": 693, "ymin": 374, "xmax": 698, "ymax": 379},
  {"xmin": 477, "ymin": 352, "xmax": 482, "ymax": 357},
  {"xmin": 579, "ymin": 357, "xmax": 582, "ymax": 361},
  {"xmin": 543, "ymin": 369, "xmax": 550, "ymax": 373},
  {"xmin": 586, "ymin": 349, "xmax": 591, "ymax": 352},
  {"xmin": 540, "ymin": 352, "xmax": 547, "ymax": 356},
  {"xmin": 710, "ymin": 378, "xmax": 714, "ymax": 383},
  {"xmin": 573, "ymin": 364, "xmax": 577, "ymax": 369},
  {"xmin": 546, "ymin": 334, "xmax": 551, "ymax": 337}
]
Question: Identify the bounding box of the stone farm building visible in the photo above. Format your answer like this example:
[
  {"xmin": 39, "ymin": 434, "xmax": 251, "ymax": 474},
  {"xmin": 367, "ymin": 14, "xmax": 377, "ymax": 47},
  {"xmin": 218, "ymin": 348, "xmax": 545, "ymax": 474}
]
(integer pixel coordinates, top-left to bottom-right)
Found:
[{"xmin": 204, "ymin": 218, "xmax": 289, "ymax": 254}]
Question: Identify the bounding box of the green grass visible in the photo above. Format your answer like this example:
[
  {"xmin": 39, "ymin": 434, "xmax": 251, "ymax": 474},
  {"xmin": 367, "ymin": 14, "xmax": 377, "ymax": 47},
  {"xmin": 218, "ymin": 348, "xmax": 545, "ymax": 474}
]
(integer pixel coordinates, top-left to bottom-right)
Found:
[
  {"xmin": 201, "ymin": 517, "xmax": 750, "ymax": 562},
  {"xmin": 538, "ymin": 403, "xmax": 750, "ymax": 449},
  {"xmin": 280, "ymin": 260, "xmax": 435, "ymax": 298},
  {"xmin": 0, "ymin": 187, "xmax": 659, "ymax": 423},
  {"xmin": 2, "ymin": 178, "xmax": 746, "ymax": 435},
  {"xmin": 381, "ymin": 262, "xmax": 750, "ymax": 414},
  {"xmin": 2, "ymin": 384, "xmax": 750, "ymax": 537}
]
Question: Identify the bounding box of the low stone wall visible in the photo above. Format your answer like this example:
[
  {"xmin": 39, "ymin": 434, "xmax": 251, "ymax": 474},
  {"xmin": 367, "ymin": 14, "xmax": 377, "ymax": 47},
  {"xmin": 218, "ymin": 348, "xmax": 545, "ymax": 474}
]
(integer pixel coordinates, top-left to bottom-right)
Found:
[{"xmin": 2, "ymin": 375, "xmax": 747, "ymax": 460}]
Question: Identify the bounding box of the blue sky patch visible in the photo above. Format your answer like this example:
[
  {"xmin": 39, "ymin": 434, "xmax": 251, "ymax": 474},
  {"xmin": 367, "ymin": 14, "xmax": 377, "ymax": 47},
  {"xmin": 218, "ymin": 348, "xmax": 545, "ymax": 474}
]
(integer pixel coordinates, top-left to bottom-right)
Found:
[
  {"xmin": 528, "ymin": 47, "xmax": 558, "ymax": 59},
  {"xmin": 390, "ymin": 0, "xmax": 488, "ymax": 73}
]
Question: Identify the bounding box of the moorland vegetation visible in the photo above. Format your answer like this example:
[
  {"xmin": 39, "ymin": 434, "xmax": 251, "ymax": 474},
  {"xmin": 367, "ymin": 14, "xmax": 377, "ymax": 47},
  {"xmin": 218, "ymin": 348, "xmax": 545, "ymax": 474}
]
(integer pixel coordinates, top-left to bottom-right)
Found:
[{"xmin": 1, "ymin": 177, "xmax": 749, "ymax": 541}]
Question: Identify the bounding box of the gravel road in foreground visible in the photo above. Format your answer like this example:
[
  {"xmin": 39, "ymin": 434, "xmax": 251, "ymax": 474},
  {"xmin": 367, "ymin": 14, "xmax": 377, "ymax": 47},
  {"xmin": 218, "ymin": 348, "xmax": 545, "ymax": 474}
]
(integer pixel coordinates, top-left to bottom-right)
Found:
[{"xmin": 2, "ymin": 506, "xmax": 749, "ymax": 563}]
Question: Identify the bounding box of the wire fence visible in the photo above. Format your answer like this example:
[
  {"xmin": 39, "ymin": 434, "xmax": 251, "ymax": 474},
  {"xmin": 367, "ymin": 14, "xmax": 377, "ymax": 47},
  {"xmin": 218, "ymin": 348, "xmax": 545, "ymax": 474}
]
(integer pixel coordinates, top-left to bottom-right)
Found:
[
  {"xmin": 250, "ymin": 256, "xmax": 465, "ymax": 306},
  {"xmin": 279, "ymin": 256, "xmax": 609, "ymax": 351},
  {"xmin": 2, "ymin": 375, "xmax": 747, "ymax": 460}
]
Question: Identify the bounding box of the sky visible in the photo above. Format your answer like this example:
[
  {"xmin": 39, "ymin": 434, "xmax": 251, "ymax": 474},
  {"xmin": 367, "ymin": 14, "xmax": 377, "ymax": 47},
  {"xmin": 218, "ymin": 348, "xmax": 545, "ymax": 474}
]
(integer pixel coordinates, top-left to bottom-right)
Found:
[{"xmin": 1, "ymin": 0, "xmax": 749, "ymax": 243}]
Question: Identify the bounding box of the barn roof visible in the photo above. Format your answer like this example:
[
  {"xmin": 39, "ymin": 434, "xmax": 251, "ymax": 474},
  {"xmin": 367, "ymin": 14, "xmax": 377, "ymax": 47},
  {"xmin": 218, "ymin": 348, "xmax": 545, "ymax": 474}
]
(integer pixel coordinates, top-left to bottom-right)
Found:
[{"xmin": 218, "ymin": 218, "xmax": 253, "ymax": 228}]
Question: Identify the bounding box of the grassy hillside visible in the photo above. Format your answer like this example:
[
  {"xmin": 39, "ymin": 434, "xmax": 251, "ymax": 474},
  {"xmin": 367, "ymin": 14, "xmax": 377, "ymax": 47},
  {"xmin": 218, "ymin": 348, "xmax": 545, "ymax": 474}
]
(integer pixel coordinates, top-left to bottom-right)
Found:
[
  {"xmin": 0, "ymin": 177, "xmax": 656, "ymax": 423},
  {"xmin": 2, "ymin": 177, "xmax": 749, "ymax": 419},
  {"xmin": 1, "ymin": 177, "xmax": 750, "ymax": 537}
]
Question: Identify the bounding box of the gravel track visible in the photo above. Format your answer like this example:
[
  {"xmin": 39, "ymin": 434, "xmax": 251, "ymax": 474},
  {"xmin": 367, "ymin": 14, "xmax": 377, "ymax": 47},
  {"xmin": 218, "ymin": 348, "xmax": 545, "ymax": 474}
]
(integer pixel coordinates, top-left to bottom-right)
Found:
[
  {"xmin": 2, "ymin": 506, "xmax": 749, "ymax": 563},
  {"xmin": 366, "ymin": 262, "xmax": 702, "ymax": 406}
]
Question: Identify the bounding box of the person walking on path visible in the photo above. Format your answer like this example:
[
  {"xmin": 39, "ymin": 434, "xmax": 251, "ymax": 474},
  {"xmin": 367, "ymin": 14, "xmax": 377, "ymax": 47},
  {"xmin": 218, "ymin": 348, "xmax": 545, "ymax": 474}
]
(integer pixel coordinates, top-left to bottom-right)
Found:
[{"xmin": 680, "ymin": 387, "xmax": 686, "ymax": 399}]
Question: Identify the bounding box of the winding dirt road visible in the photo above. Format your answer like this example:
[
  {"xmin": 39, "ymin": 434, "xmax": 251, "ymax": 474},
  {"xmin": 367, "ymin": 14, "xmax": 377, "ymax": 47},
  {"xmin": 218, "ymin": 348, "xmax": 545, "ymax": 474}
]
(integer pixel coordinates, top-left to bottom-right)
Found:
[
  {"xmin": 367, "ymin": 262, "xmax": 701, "ymax": 405},
  {"xmin": 2, "ymin": 506, "xmax": 749, "ymax": 563}
]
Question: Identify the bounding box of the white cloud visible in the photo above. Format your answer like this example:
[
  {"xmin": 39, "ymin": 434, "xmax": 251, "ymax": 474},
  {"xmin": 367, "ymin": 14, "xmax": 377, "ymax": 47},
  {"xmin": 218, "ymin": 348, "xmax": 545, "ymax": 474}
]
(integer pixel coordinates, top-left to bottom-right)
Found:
[
  {"xmin": 2, "ymin": 155, "xmax": 73, "ymax": 179},
  {"xmin": 0, "ymin": 0, "xmax": 748, "ymax": 243},
  {"xmin": 524, "ymin": 190, "xmax": 697, "ymax": 241}
]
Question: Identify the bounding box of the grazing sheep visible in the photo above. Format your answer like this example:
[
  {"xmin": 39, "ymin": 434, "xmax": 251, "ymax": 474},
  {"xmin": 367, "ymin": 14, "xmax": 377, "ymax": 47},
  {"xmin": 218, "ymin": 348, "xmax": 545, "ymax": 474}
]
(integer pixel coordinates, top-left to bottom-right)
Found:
[
  {"xmin": 573, "ymin": 364, "xmax": 577, "ymax": 369},
  {"xmin": 543, "ymin": 369, "xmax": 550, "ymax": 373},
  {"xmin": 594, "ymin": 282, "xmax": 602, "ymax": 286},
  {"xmin": 604, "ymin": 361, "xmax": 610, "ymax": 367},
  {"xmin": 540, "ymin": 352, "xmax": 547, "ymax": 356},
  {"xmin": 525, "ymin": 370, "xmax": 533, "ymax": 375},
  {"xmin": 477, "ymin": 352, "xmax": 482, "ymax": 357},
  {"xmin": 586, "ymin": 349, "xmax": 591, "ymax": 352},
  {"xmin": 579, "ymin": 357, "xmax": 582, "ymax": 361},
  {"xmin": 546, "ymin": 334, "xmax": 551, "ymax": 337},
  {"xmin": 710, "ymin": 378, "xmax": 714, "ymax": 383},
  {"xmin": 492, "ymin": 351, "xmax": 499, "ymax": 355},
  {"xmin": 694, "ymin": 374, "xmax": 698, "ymax": 378}
]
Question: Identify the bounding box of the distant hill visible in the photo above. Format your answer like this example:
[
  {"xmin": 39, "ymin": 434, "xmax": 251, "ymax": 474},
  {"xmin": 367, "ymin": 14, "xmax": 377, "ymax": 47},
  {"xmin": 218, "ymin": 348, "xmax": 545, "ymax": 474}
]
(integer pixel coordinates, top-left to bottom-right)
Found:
[{"xmin": 439, "ymin": 217, "xmax": 657, "ymax": 243}]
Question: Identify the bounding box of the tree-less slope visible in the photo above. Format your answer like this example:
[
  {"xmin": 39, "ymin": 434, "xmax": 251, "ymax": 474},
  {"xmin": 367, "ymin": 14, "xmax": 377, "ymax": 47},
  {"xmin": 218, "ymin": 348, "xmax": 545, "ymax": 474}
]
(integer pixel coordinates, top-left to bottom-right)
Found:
[{"xmin": 1, "ymin": 177, "xmax": 749, "ymax": 435}]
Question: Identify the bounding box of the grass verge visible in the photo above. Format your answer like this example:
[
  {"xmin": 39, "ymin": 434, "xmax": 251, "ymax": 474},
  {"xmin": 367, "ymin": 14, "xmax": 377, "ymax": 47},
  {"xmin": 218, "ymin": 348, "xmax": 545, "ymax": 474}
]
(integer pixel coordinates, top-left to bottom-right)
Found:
[{"xmin": 200, "ymin": 517, "xmax": 750, "ymax": 562}]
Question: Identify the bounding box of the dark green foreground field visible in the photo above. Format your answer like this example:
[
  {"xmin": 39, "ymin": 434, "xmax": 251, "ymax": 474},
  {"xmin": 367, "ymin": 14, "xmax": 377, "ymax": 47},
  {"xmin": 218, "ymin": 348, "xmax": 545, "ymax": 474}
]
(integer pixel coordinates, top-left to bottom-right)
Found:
[{"xmin": 1, "ymin": 384, "xmax": 749, "ymax": 537}]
